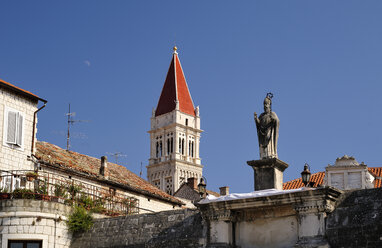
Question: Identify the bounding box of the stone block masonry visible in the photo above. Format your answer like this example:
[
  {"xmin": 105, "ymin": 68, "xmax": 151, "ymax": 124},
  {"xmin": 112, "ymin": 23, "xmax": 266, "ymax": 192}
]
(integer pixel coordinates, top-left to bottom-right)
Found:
[
  {"xmin": 326, "ymin": 187, "xmax": 382, "ymax": 248},
  {"xmin": 71, "ymin": 209, "xmax": 207, "ymax": 248},
  {"xmin": 0, "ymin": 199, "xmax": 73, "ymax": 248}
]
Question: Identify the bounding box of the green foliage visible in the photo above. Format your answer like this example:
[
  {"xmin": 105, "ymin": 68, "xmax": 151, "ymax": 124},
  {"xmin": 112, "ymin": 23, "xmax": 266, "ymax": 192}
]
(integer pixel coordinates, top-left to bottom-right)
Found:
[
  {"xmin": 78, "ymin": 194, "xmax": 94, "ymax": 210},
  {"xmin": 13, "ymin": 188, "xmax": 35, "ymax": 199},
  {"xmin": 68, "ymin": 183, "xmax": 82, "ymax": 199},
  {"xmin": 35, "ymin": 179, "xmax": 48, "ymax": 195},
  {"xmin": 90, "ymin": 198, "xmax": 106, "ymax": 213},
  {"xmin": 67, "ymin": 205, "xmax": 93, "ymax": 233},
  {"xmin": 54, "ymin": 183, "xmax": 67, "ymax": 198},
  {"xmin": 25, "ymin": 172, "xmax": 38, "ymax": 178},
  {"xmin": 0, "ymin": 187, "xmax": 8, "ymax": 193}
]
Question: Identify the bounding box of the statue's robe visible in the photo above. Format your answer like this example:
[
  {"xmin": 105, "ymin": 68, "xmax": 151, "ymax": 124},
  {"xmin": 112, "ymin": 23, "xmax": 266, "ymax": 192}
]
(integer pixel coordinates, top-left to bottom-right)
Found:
[{"xmin": 256, "ymin": 111, "xmax": 279, "ymax": 159}]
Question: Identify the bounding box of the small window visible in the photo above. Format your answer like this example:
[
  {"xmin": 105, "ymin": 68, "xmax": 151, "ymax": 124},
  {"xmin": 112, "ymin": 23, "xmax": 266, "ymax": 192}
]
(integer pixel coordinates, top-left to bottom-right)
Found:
[
  {"xmin": 185, "ymin": 119, "xmax": 188, "ymax": 126},
  {"xmin": 8, "ymin": 240, "xmax": 42, "ymax": 248},
  {"xmin": 3, "ymin": 107, "xmax": 24, "ymax": 150}
]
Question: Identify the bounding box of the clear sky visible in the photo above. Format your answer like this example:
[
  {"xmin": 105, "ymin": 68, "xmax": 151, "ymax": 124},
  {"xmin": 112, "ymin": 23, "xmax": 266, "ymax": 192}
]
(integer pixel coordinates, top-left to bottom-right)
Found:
[{"xmin": 1, "ymin": 1, "xmax": 382, "ymax": 193}]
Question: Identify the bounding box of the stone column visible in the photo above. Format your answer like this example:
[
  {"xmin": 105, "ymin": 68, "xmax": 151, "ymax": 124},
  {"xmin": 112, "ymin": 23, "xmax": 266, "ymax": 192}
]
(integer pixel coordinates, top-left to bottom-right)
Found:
[
  {"xmin": 247, "ymin": 158, "xmax": 288, "ymax": 190},
  {"xmin": 294, "ymin": 198, "xmax": 336, "ymax": 247}
]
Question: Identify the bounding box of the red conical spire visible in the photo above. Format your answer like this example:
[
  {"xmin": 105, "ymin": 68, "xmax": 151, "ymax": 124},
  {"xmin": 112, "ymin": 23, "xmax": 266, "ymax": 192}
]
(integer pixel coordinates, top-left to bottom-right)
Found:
[{"xmin": 155, "ymin": 47, "xmax": 195, "ymax": 117}]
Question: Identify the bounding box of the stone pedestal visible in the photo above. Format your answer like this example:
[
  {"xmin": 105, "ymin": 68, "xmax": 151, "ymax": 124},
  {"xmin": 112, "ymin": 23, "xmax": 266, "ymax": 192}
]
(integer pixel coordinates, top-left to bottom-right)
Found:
[{"xmin": 247, "ymin": 158, "xmax": 288, "ymax": 190}]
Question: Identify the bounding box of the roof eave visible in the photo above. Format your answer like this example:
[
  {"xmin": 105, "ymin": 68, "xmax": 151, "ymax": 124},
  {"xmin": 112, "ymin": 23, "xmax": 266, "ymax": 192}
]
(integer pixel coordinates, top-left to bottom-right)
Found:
[
  {"xmin": 38, "ymin": 160, "xmax": 184, "ymax": 206},
  {"xmin": 0, "ymin": 81, "xmax": 47, "ymax": 103}
]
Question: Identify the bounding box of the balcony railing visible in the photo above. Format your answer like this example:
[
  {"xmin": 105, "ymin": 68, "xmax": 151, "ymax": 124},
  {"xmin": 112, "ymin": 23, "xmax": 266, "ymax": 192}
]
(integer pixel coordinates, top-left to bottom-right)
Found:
[{"xmin": 0, "ymin": 170, "xmax": 139, "ymax": 216}]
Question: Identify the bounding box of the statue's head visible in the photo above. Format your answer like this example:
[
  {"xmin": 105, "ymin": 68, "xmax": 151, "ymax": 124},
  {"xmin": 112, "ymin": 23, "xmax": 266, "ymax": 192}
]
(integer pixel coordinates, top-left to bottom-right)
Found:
[{"xmin": 263, "ymin": 93, "xmax": 273, "ymax": 113}]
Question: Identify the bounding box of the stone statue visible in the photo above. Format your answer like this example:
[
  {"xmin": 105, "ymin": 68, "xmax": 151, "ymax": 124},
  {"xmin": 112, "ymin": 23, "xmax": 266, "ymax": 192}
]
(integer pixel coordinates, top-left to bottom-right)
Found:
[{"xmin": 254, "ymin": 93, "xmax": 279, "ymax": 159}]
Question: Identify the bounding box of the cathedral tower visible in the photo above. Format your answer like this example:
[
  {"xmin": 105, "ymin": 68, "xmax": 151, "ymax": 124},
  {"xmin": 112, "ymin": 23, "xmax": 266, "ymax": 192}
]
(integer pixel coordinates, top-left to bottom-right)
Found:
[{"xmin": 147, "ymin": 47, "xmax": 203, "ymax": 195}]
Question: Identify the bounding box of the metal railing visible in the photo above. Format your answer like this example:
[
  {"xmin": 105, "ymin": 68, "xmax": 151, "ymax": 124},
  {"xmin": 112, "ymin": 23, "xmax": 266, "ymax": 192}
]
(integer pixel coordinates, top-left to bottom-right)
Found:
[{"xmin": 0, "ymin": 170, "xmax": 139, "ymax": 216}]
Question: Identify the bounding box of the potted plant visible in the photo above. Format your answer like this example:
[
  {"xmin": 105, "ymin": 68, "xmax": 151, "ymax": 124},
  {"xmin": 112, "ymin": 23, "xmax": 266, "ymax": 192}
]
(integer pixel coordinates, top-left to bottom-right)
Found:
[
  {"xmin": 0, "ymin": 188, "xmax": 10, "ymax": 199},
  {"xmin": 53, "ymin": 183, "xmax": 67, "ymax": 203},
  {"xmin": 25, "ymin": 172, "xmax": 38, "ymax": 182},
  {"xmin": 35, "ymin": 180, "xmax": 50, "ymax": 201},
  {"xmin": 68, "ymin": 183, "xmax": 82, "ymax": 200},
  {"xmin": 12, "ymin": 188, "xmax": 35, "ymax": 199}
]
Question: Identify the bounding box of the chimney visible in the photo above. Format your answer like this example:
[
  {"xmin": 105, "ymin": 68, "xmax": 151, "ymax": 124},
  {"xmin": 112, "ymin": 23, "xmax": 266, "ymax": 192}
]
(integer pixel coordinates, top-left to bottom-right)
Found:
[
  {"xmin": 100, "ymin": 156, "xmax": 109, "ymax": 179},
  {"xmin": 187, "ymin": 177, "xmax": 198, "ymax": 190},
  {"xmin": 219, "ymin": 186, "xmax": 229, "ymax": 196}
]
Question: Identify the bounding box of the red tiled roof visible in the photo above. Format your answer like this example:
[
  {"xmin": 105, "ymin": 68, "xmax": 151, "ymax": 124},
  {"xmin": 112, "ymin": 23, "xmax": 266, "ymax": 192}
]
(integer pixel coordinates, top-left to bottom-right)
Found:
[
  {"xmin": 155, "ymin": 51, "xmax": 195, "ymax": 117},
  {"xmin": 283, "ymin": 167, "xmax": 382, "ymax": 190},
  {"xmin": 0, "ymin": 79, "xmax": 46, "ymax": 102},
  {"xmin": 35, "ymin": 141, "xmax": 183, "ymax": 205},
  {"xmin": 283, "ymin": 171, "xmax": 325, "ymax": 190},
  {"xmin": 369, "ymin": 167, "xmax": 382, "ymax": 188}
]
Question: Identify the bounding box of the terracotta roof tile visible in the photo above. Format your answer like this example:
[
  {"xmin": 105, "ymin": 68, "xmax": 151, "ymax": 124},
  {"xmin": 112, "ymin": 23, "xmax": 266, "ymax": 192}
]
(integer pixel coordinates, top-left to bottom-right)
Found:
[
  {"xmin": 0, "ymin": 79, "xmax": 46, "ymax": 102},
  {"xmin": 283, "ymin": 167, "xmax": 382, "ymax": 190},
  {"xmin": 369, "ymin": 167, "xmax": 382, "ymax": 188},
  {"xmin": 155, "ymin": 52, "xmax": 195, "ymax": 117},
  {"xmin": 35, "ymin": 141, "xmax": 183, "ymax": 205},
  {"xmin": 283, "ymin": 172, "xmax": 325, "ymax": 190}
]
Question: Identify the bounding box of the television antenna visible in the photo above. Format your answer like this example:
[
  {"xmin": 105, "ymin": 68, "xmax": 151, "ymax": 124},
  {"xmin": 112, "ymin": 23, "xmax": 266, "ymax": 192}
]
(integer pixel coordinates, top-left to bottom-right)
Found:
[
  {"xmin": 66, "ymin": 103, "xmax": 90, "ymax": 150},
  {"xmin": 106, "ymin": 152, "xmax": 127, "ymax": 165}
]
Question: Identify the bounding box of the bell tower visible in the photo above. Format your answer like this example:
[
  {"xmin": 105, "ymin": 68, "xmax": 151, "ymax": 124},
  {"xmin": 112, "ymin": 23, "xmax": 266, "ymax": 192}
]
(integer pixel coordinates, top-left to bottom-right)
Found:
[{"xmin": 147, "ymin": 47, "xmax": 203, "ymax": 195}]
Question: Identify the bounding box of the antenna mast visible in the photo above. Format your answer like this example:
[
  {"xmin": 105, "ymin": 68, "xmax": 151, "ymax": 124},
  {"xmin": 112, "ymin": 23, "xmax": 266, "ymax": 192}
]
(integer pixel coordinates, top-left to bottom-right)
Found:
[
  {"xmin": 66, "ymin": 103, "xmax": 89, "ymax": 150},
  {"xmin": 106, "ymin": 152, "xmax": 127, "ymax": 165}
]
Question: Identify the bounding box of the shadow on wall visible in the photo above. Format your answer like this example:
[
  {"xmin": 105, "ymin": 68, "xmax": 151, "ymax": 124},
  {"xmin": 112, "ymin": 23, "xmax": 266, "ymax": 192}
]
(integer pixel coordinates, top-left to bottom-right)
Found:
[
  {"xmin": 326, "ymin": 187, "xmax": 382, "ymax": 247},
  {"xmin": 70, "ymin": 209, "xmax": 207, "ymax": 248}
]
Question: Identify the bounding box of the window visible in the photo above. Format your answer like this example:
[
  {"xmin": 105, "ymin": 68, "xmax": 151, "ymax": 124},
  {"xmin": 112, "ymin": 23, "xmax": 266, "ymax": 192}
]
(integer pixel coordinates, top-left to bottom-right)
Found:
[
  {"xmin": 153, "ymin": 180, "xmax": 160, "ymax": 189},
  {"xmin": 165, "ymin": 177, "xmax": 173, "ymax": 195},
  {"xmin": 3, "ymin": 107, "xmax": 24, "ymax": 150},
  {"xmin": 185, "ymin": 119, "xmax": 188, "ymax": 126},
  {"xmin": 167, "ymin": 139, "xmax": 170, "ymax": 155},
  {"xmin": 8, "ymin": 240, "xmax": 42, "ymax": 248}
]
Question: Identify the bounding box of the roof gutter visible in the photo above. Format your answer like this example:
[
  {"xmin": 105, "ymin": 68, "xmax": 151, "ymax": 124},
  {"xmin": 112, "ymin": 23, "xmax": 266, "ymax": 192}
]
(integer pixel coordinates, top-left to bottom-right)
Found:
[{"xmin": 31, "ymin": 100, "xmax": 47, "ymax": 155}]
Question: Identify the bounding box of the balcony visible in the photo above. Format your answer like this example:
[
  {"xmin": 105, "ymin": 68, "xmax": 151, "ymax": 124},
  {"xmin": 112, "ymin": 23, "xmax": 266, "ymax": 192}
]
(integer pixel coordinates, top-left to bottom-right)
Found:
[{"xmin": 0, "ymin": 170, "xmax": 139, "ymax": 216}]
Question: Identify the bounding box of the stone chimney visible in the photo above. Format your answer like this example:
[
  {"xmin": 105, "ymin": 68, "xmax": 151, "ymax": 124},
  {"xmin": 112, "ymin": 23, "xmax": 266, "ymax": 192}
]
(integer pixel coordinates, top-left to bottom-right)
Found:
[
  {"xmin": 100, "ymin": 156, "xmax": 109, "ymax": 179},
  {"xmin": 187, "ymin": 177, "xmax": 198, "ymax": 190},
  {"xmin": 219, "ymin": 186, "xmax": 229, "ymax": 196}
]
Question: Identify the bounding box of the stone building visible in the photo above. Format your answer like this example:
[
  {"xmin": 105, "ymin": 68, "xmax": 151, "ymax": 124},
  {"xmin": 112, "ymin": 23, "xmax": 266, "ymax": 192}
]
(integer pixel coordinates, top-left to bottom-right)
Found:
[
  {"xmin": 0, "ymin": 79, "xmax": 46, "ymax": 172},
  {"xmin": 283, "ymin": 155, "xmax": 381, "ymax": 190},
  {"xmin": 0, "ymin": 79, "xmax": 184, "ymax": 248},
  {"xmin": 147, "ymin": 47, "xmax": 203, "ymax": 195}
]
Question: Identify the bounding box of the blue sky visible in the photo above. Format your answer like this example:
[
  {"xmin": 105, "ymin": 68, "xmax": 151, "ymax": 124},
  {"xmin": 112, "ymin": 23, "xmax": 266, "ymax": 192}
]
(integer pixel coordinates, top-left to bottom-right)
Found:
[{"xmin": 1, "ymin": 1, "xmax": 382, "ymax": 193}]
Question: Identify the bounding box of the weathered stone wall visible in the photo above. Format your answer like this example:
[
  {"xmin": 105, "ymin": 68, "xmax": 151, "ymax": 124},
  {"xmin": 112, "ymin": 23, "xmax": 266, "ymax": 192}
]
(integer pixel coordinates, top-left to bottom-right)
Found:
[
  {"xmin": 0, "ymin": 199, "xmax": 72, "ymax": 248},
  {"xmin": 71, "ymin": 209, "xmax": 206, "ymax": 248},
  {"xmin": 326, "ymin": 187, "xmax": 382, "ymax": 248}
]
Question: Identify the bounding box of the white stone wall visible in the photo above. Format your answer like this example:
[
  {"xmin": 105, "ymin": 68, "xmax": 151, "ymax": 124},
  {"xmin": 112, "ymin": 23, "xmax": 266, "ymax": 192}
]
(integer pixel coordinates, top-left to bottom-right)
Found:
[
  {"xmin": 324, "ymin": 156, "xmax": 375, "ymax": 190},
  {"xmin": 0, "ymin": 200, "xmax": 72, "ymax": 248},
  {"xmin": 148, "ymin": 108, "xmax": 203, "ymax": 194},
  {"xmin": 0, "ymin": 88, "xmax": 38, "ymax": 171},
  {"xmin": 235, "ymin": 216, "xmax": 298, "ymax": 248},
  {"xmin": 42, "ymin": 167, "xmax": 181, "ymax": 214}
]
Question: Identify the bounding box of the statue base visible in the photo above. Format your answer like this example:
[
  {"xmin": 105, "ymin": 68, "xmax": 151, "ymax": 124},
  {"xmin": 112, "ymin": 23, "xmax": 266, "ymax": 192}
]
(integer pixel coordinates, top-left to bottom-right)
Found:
[{"xmin": 247, "ymin": 158, "xmax": 289, "ymax": 191}]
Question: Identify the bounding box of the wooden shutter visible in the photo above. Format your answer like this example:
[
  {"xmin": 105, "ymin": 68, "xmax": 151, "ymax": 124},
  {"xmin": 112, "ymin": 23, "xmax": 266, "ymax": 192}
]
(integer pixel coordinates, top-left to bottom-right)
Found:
[
  {"xmin": 16, "ymin": 113, "xmax": 23, "ymax": 146},
  {"xmin": 6, "ymin": 111, "xmax": 17, "ymax": 144}
]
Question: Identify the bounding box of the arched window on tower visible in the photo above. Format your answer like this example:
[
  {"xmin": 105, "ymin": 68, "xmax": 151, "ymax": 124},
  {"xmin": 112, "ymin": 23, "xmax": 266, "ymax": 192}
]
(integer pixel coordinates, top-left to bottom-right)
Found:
[
  {"xmin": 167, "ymin": 139, "xmax": 170, "ymax": 155},
  {"xmin": 170, "ymin": 137, "xmax": 174, "ymax": 153},
  {"xmin": 159, "ymin": 141, "xmax": 163, "ymax": 157},
  {"xmin": 191, "ymin": 141, "xmax": 194, "ymax": 157},
  {"xmin": 156, "ymin": 142, "xmax": 159, "ymax": 158},
  {"xmin": 179, "ymin": 138, "xmax": 182, "ymax": 153},
  {"xmin": 181, "ymin": 138, "xmax": 185, "ymax": 155},
  {"xmin": 189, "ymin": 141, "xmax": 191, "ymax": 156}
]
